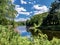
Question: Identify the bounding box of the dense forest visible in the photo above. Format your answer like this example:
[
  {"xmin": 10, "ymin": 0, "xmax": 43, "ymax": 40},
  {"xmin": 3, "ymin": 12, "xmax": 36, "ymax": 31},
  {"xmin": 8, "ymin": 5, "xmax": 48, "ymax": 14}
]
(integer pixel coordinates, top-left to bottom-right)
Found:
[{"xmin": 0, "ymin": 0, "xmax": 60, "ymax": 45}]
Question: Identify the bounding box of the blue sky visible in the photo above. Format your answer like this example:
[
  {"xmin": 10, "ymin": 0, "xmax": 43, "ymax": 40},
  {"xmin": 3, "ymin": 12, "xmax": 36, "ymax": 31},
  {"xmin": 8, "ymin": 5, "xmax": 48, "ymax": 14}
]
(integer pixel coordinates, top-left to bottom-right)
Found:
[{"xmin": 12, "ymin": 0, "xmax": 54, "ymax": 22}]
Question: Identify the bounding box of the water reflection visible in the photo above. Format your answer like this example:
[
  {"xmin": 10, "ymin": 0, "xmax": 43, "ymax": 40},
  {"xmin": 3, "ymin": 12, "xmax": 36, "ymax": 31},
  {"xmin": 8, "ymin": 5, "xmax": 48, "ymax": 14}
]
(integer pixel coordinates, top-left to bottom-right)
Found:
[{"xmin": 16, "ymin": 26, "xmax": 31, "ymax": 37}]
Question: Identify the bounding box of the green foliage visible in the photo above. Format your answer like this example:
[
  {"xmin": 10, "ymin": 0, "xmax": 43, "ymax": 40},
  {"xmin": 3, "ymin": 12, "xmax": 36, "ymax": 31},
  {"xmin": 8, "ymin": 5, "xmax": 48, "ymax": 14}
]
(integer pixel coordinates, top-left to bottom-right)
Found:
[
  {"xmin": 26, "ymin": 13, "xmax": 48, "ymax": 27},
  {"xmin": 16, "ymin": 21, "xmax": 26, "ymax": 26},
  {"xmin": 0, "ymin": 25, "xmax": 31, "ymax": 45},
  {"xmin": 26, "ymin": 12, "xmax": 48, "ymax": 35},
  {"xmin": 45, "ymin": 0, "xmax": 60, "ymax": 25},
  {"xmin": 31, "ymin": 35, "xmax": 60, "ymax": 45},
  {"xmin": 1, "ymin": 25, "xmax": 60, "ymax": 45},
  {"xmin": 0, "ymin": 0, "xmax": 17, "ymax": 28},
  {"xmin": 26, "ymin": 0, "xmax": 60, "ymax": 41},
  {"xmin": 0, "ymin": 0, "xmax": 60, "ymax": 45}
]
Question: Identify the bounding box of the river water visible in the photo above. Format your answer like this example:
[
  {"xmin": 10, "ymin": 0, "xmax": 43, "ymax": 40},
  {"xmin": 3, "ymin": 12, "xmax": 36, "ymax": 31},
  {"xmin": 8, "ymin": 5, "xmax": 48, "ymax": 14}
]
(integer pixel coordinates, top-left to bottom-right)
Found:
[{"xmin": 16, "ymin": 26, "xmax": 31, "ymax": 37}]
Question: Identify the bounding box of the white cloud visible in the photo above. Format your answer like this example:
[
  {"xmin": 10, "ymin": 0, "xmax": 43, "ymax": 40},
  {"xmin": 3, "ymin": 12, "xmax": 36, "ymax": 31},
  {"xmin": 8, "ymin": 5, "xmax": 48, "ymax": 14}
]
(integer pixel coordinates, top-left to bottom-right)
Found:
[
  {"xmin": 33, "ymin": 4, "xmax": 49, "ymax": 14},
  {"xmin": 11, "ymin": 0, "xmax": 16, "ymax": 3},
  {"xmin": 28, "ymin": 2, "xmax": 32, "ymax": 4},
  {"xmin": 15, "ymin": 5, "xmax": 20, "ymax": 8},
  {"xmin": 15, "ymin": 7, "xmax": 26, "ymax": 12},
  {"xmin": 34, "ymin": 11, "xmax": 45, "ymax": 15},
  {"xmin": 15, "ymin": 18, "xmax": 30, "ymax": 22},
  {"xmin": 20, "ymin": 0, "xmax": 27, "ymax": 4},
  {"xmin": 19, "ymin": 12, "xmax": 30, "ymax": 15},
  {"xmin": 15, "ymin": 5, "xmax": 31, "ymax": 16},
  {"xmin": 16, "ymin": 12, "xmax": 30, "ymax": 17},
  {"xmin": 28, "ymin": 1, "xmax": 36, "ymax": 4},
  {"xmin": 33, "ymin": 5, "xmax": 48, "ymax": 11}
]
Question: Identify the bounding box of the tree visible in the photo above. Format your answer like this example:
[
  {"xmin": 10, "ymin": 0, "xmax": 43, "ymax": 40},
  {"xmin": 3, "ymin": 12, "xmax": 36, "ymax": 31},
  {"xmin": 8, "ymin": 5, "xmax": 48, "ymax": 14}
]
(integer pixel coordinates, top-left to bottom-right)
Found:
[
  {"xmin": 26, "ymin": 0, "xmax": 60, "ymax": 40},
  {"xmin": 26, "ymin": 13, "xmax": 48, "ymax": 35},
  {"xmin": 40, "ymin": 0, "xmax": 60, "ymax": 40},
  {"xmin": 0, "ymin": 0, "xmax": 17, "ymax": 28},
  {"xmin": 7, "ymin": 3, "xmax": 17, "ymax": 28},
  {"xmin": 44, "ymin": 0, "xmax": 60, "ymax": 25}
]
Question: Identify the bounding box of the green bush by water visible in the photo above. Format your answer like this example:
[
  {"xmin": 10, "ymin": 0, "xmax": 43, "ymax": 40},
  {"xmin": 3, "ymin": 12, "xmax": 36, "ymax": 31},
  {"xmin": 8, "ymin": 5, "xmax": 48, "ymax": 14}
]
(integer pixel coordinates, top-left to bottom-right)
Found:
[
  {"xmin": 0, "ymin": 25, "xmax": 30, "ymax": 45},
  {"xmin": 0, "ymin": 25, "xmax": 60, "ymax": 45}
]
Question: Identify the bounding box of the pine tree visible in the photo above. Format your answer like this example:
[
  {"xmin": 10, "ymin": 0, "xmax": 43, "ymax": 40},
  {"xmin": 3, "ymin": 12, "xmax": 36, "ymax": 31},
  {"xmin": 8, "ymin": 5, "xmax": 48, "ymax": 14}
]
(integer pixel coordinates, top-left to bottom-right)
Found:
[{"xmin": 42, "ymin": 0, "xmax": 60, "ymax": 26}]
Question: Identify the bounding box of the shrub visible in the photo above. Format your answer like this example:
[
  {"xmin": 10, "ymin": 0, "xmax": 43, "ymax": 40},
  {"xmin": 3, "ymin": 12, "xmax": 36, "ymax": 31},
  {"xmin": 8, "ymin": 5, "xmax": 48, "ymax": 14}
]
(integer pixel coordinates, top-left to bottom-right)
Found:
[
  {"xmin": 0, "ymin": 25, "xmax": 30, "ymax": 45},
  {"xmin": 1, "ymin": 25, "xmax": 60, "ymax": 45}
]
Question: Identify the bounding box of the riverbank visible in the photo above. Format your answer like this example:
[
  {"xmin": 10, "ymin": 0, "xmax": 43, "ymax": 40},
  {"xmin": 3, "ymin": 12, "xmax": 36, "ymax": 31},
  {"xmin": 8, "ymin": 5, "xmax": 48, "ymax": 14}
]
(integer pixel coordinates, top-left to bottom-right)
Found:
[
  {"xmin": 0, "ymin": 25, "xmax": 60, "ymax": 45},
  {"xmin": 15, "ymin": 26, "xmax": 31, "ymax": 37}
]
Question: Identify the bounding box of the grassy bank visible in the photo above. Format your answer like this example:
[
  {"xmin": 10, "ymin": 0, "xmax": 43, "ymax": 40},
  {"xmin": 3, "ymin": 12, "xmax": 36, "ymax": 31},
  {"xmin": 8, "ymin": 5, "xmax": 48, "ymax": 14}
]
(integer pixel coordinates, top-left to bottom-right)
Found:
[
  {"xmin": 0, "ymin": 25, "xmax": 30, "ymax": 45},
  {"xmin": 0, "ymin": 25, "xmax": 60, "ymax": 45}
]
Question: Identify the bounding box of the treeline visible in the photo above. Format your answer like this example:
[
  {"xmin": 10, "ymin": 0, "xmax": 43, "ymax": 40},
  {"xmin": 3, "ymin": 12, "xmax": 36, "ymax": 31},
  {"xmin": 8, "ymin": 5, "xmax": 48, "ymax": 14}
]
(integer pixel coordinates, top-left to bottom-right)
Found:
[
  {"xmin": 0, "ymin": 0, "xmax": 26, "ymax": 28},
  {"xmin": 0, "ymin": 0, "xmax": 16, "ymax": 27},
  {"xmin": 26, "ymin": 0, "xmax": 60, "ymax": 40}
]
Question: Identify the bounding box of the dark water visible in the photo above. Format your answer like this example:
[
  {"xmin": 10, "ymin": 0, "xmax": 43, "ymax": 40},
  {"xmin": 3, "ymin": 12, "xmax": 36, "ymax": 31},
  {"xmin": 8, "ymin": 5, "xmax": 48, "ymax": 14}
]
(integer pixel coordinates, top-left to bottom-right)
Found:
[{"xmin": 16, "ymin": 26, "xmax": 31, "ymax": 37}]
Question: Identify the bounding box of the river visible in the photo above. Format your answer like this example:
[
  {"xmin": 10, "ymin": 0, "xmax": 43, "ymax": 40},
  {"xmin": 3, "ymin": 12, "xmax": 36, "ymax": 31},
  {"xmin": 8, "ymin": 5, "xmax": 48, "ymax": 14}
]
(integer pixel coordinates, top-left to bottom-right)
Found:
[{"xmin": 16, "ymin": 26, "xmax": 31, "ymax": 37}]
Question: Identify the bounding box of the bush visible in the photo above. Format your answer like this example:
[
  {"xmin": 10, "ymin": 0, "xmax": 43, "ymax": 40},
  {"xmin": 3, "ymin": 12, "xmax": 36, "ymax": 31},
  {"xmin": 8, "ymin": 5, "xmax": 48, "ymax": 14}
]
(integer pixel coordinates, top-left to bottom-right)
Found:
[
  {"xmin": 0, "ymin": 25, "xmax": 30, "ymax": 45},
  {"xmin": 1, "ymin": 25, "xmax": 60, "ymax": 45}
]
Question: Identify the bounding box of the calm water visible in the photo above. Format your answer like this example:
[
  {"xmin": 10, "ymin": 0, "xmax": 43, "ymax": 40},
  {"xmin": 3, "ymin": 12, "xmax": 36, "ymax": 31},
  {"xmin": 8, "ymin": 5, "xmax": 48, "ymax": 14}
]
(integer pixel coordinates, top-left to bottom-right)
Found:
[{"xmin": 16, "ymin": 26, "xmax": 31, "ymax": 37}]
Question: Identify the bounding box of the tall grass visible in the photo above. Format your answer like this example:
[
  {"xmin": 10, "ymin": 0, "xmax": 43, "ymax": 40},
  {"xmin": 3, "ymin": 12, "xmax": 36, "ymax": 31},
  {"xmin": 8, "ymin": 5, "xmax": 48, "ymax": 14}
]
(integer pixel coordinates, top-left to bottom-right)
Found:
[{"xmin": 0, "ymin": 25, "xmax": 60, "ymax": 45}]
